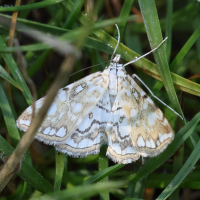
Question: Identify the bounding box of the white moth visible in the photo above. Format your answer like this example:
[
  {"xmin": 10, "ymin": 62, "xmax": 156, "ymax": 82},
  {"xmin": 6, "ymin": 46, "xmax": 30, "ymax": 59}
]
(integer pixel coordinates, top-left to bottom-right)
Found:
[{"xmin": 17, "ymin": 26, "xmax": 181, "ymax": 164}]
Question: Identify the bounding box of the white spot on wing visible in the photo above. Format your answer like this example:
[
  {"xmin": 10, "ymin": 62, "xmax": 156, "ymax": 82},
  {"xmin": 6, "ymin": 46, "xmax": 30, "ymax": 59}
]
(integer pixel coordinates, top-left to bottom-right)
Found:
[
  {"xmin": 71, "ymin": 115, "xmax": 76, "ymax": 121},
  {"xmin": 58, "ymin": 92, "xmax": 67, "ymax": 102},
  {"xmin": 140, "ymin": 91, "xmax": 146, "ymax": 96},
  {"xmin": 148, "ymin": 112, "xmax": 156, "ymax": 126},
  {"xmin": 133, "ymin": 91, "xmax": 139, "ymax": 100},
  {"xmin": 48, "ymin": 103, "xmax": 57, "ymax": 115},
  {"xmin": 146, "ymin": 140, "xmax": 151, "ymax": 148},
  {"xmin": 164, "ymin": 118, "xmax": 168, "ymax": 124},
  {"xmin": 26, "ymin": 106, "xmax": 33, "ymax": 113},
  {"xmin": 131, "ymin": 109, "xmax": 138, "ymax": 117},
  {"xmin": 72, "ymin": 103, "xmax": 83, "ymax": 113},
  {"xmin": 146, "ymin": 97, "xmax": 154, "ymax": 104},
  {"xmin": 126, "ymin": 90, "xmax": 131, "ymax": 97},
  {"xmin": 163, "ymin": 133, "xmax": 168, "ymax": 140},
  {"xmin": 44, "ymin": 127, "xmax": 51, "ymax": 135},
  {"xmin": 56, "ymin": 126, "xmax": 67, "ymax": 137},
  {"xmin": 159, "ymin": 133, "xmax": 164, "ymax": 143},
  {"xmin": 20, "ymin": 119, "xmax": 31, "ymax": 126},
  {"xmin": 137, "ymin": 135, "xmax": 145, "ymax": 147},
  {"xmin": 150, "ymin": 138, "xmax": 156, "ymax": 148},
  {"xmin": 143, "ymin": 102, "xmax": 148, "ymax": 109},
  {"xmin": 75, "ymin": 85, "xmax": 84, "ymax": 93},
  {"xmin": 168, "ymin": 132, "xmax": 173, "ymax": 138},
  {"xmin": 49, "ymin": 129, "xmax": 56, "ymax": 136}
]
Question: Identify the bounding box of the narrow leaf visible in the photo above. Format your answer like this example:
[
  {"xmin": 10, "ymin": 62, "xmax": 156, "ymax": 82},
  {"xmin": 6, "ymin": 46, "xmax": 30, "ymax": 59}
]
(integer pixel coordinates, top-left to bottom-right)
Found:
[{"xmin": 0, "ymin": 64, "xmax": 22, "ymax": 90}]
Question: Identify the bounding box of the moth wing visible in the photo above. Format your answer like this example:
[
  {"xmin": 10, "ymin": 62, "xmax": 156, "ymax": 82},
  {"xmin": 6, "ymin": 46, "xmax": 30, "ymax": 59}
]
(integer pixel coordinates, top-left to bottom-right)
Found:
[
  {"xmin": 119, "ymin": 75, "xmax": 174, "ymax": 158},
  {"xmin": 55, "ymin": 90, "xmax": 111, "ymax": 157},
  {"xmin": 17, "ymin": 69, "xmax": 109, "ymax": 145},
  {"xmin": 105, "ymin": 94, "xmax": 140, "ymax": 164}
]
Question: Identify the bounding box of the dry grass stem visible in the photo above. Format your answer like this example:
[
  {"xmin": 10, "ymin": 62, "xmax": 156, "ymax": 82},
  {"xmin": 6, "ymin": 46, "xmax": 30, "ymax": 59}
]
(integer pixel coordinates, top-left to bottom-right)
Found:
[
  {"xmin": 5, "ymin": 0, "xmax": 21, "ymax": 99},
  {"xmin": 14, "ymin": 39, "xmax": 37, "ymax": 119}
]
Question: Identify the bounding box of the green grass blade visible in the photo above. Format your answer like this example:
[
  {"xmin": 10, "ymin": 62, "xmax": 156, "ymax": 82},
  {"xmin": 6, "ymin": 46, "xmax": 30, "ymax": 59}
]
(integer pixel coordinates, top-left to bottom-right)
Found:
[
  {"xmin": 0, "ymin": 81, "xmax": 20, "ymax": 146},
  {"xmin": 132, "ymin": 176, "xmax": 147, "ymax": 199},
  {"xmin": 166, "ymin": 4, "xmax": 183, "ymax": 200},
  {"xmin": 99, "ymin": 146, "xmax": 109, "ymax": 200},
  {"xmin": 138, "ymin": 0, "xmax": 184, "ymax": 119},
  {"xmin": 0, "ymin": 80, "xmax": 32, "ymax": 165},
  {"xmin": 126, "ymin": 163, "xmax": 146, "ymax": 199},
  {"xmin": 83, "ymin": 164, "xmax": 124, "ymax": 185},
  {"xmin": 168, "ymin": 3, "xmax": 197, "ymax": 31},
  {"xmin": 146, "ymin": 171, "xmax": 200, "ymax": 189},
  {"xmin": 125, "ymin": 199, "xmax": 144, "ymax": 200},
  {"xmin": 0, "ymin": 64, "xmax": 22, "ymax": 90},
  {"xmin": 30, "ymin": 181, "xmax": 126, "ymax": 200},
  {"xmin": 170, "ymin": 25, "xmax": 200, "ymax": 71},
  {"xmin": 157, "ymin": 139, "xmax": 200, "ymax": 200},
  {"xmin": 64, "ymin": 0, "xmax": 85, "ymax": 28},
  {"xmin": 128, "ymin": 112, "xmax": 200, "ymax": 184},
  {"xmin": 18, "ymin": 0, "xmax": 35, "ymax": 19},
  {"xmin": 0, "ymin": 43, "xmax": 50, "ymax": 53},
  {"xmin": 0, "ymin": 37, "xmax": 113, "ymax": 56},
  {"xmin": 153, "ymin": 24, "xmax": 200, "ymax": 94},
  {"xmin": 114, "ymin": 0, "xmax": 135, "ymax": 41},
  {"xmin": 193, "ymin": 17, "xmax": 200, "ymax": 61},
  {"xmin": 165, "ymin": 0, "xmax": 173, "ymax": 61},
  {"xmin": 0, "ymin": 136, "xmax": 54, "ymax": 193},
  {"xmin": 166, "ymin": 2, "xmax": 183, "ymax": 198},
  {"xmin": 169, "ymin": 146, "xmax": 184, "ymax": 200},
  {"xmin": 0, "ymin": 0, "xmax": 65, "ymax": 12},
  {"xmin": 0, "ymin": 13, "xmax": 69, "ymax": 36},
  {"xmin": 54, "ymin": 153, "xmax": 64, "ymax": 191},
  {"xmin": 0, "ymin": 36, "xmax": 33, "ymax": 105},
  {"xmin": 27, "ymin": 50, "xmax": 50, "ymax": 77}
]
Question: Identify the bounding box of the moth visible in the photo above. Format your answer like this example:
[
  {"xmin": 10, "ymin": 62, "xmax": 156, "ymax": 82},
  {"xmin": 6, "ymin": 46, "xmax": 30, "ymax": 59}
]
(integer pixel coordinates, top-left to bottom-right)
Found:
[{"xmin": 17, "ymin": 26, "xmax": 181, "ymax": 164}]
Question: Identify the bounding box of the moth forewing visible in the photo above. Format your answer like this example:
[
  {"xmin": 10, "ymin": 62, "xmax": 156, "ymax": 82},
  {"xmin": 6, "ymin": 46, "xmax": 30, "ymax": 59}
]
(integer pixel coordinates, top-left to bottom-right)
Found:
[{"xmin": 17, "ymin": 70, "xmax": 109, "ymax": 144}]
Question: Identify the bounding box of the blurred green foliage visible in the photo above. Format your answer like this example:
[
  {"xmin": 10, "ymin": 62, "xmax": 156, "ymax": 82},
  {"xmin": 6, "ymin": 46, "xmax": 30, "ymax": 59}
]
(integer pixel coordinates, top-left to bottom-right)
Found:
[{"xmin": 0, "ymin": 0, "xmax": 200, "ymax": 199}]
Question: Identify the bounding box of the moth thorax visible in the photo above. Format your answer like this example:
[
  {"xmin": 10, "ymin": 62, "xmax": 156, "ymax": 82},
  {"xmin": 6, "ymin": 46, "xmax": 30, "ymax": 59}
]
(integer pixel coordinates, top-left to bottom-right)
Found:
[
  {"xmin": 112, "ymin": 54, "xmax": 121, "ymax": 62},
  {"xmin": 109, "ymin": 68, "xmax": 118, "ymax": 95}
]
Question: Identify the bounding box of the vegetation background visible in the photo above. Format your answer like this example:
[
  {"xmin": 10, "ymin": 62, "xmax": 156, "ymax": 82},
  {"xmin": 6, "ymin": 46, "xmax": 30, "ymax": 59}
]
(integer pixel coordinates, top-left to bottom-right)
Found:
[{"xmin": 0, "ymin": 0, "xmax": 200, "ymax": 199}]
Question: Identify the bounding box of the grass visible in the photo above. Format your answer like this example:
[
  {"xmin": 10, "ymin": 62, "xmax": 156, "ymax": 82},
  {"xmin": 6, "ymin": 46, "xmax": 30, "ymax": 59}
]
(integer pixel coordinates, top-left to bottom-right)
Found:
[{"xmin": 0, "ymin": 0, "xmax": 200, "ymax": 199}]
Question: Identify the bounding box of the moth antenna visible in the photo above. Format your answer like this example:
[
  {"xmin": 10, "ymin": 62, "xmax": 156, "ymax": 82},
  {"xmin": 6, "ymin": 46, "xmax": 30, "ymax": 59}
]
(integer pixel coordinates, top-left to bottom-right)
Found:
[
  {"xmin": 132, "ymin": 74, "xmax": 183, "ymax": 120},
  {"xmin": 111, "ymin": 24, "xmax": 120, "ymax": 62},
  {"xmin": 70, "ymin": 60, "xmax": 111, "ymax": 77},
  {"xmin": 123, "ymin": 37, "xmax": 168, "ymax": 68},
  {"xmin": 71, "ymin": 24, "xmax": 120, "ymax": 77}
]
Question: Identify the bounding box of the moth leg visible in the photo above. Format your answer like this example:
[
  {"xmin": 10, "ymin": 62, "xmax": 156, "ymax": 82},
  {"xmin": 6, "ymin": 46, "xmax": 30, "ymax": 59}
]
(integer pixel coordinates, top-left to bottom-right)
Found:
[{"xmin": 132, "ymin": 74, "xmax": 183, "ymax": 120}]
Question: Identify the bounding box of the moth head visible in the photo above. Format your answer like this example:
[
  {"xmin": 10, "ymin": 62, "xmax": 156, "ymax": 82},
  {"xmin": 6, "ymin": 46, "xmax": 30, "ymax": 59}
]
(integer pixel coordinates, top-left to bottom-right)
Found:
[{"xmin": 112, "ymin": 54, "xmax": 121, "ymax": 63}]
